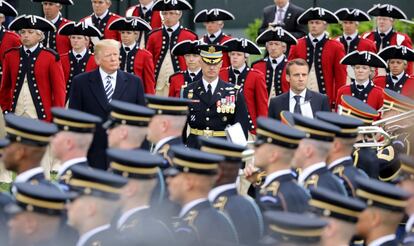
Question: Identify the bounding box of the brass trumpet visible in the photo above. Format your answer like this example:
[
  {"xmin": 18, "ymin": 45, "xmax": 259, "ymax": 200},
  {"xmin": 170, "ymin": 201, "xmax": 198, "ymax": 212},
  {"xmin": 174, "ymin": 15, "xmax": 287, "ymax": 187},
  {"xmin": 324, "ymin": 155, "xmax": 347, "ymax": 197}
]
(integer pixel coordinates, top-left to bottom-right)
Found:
[{"xmin": 353, "ymin": 126, "xmax": 392, "ymax": 148}]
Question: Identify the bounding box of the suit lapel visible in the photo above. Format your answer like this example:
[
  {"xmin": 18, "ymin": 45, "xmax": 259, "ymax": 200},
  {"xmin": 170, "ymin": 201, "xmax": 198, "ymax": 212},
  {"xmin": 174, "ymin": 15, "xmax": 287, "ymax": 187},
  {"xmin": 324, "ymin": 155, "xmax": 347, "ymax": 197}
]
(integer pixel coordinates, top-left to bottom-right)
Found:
[
  {"xmin": 112, "ymin": 70, "xmax": 128, "ymax": 100},
  {"xmin": 89, "ymin": 69, "xmax": 109, "ymax": 111},
  {"xmin": 209, "ymin": 80, "xmax": 226, "ymax": 107},
  {"xmin": 305, "ymin": 90, "xmax": 316, "ymax": 113}
]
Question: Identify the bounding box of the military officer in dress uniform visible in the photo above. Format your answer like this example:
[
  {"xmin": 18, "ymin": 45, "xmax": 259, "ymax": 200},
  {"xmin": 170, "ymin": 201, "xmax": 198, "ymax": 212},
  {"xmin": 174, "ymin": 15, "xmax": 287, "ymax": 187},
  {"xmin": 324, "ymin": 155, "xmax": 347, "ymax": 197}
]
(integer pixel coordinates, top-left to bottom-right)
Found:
[
  {"xmin": 194, "ymin": 8, "xmax": 235, "ymax": 68},
  {"xmin": 364, "ymin": 4, "xmax": 413, "ymax": 75},
  {"xmin": 336, "ymin": 51, "xmax": 386, "ymax": 111},
  {"xmin": 81, "ymin": 0, "xmax": 121, "ymax": 43},
  {"xmin": 31, "ymin": 0, "xmax": 72, "ymax": 55},
  {"xmin": 397, "ymin": 155, "xmax": 414, "ymax": 245},
  {"xmin": 0, "ymin": 1, "xmax": 20, "ymax": 80},
  {"xmin": 164, "ymin": 146, "xmax": 239, "ymax": 245},
  {"xmin": 64, "ymin": 166, "xmax": 128, "ymax": 246},
  {"xmin": 244, "ymin": 117, "xmax": 310, "ymax": 214},
  {"xmin": 308, "ymin": 188, "xmax": 367, "ymax": 246},
  {"xmin": 108, "ymin": 17, "xmax": 156, "ymax": 94},
  {"xmin": 0, "ymin": 15, "xmax": 66, "ymax": 122},
  {"xmin": 146, "ymin": 95, "xmax": 189, "ymax": 165},
  {"xmin": 253, "ymin": 26, "xmax": 296, "ymax": 99},
  {"xmin": 107, "ymin": 148, "xmax": 176, "ymax": 245},
  {"xmin": 261, "ymin": 211, "xmax": 327, "ymax": 246},
  {"xmin": 168, "ymin": 40, "xmax": 203, "ymax": 97},
  {"xmin": 146, "ymin": 0, "xmax": 197, "ymax": 96},
  {"xmin": 58, "ymin": 21, "xmax": 101, "ymax": 102},
  {"xmin": 315, "ymin": 112, "xmax": 368, "ymax": 197},
  {"xmin": 50, "ymin": 108, "xmax": 101, "ymax": 183},
  {"xmin": 1, "ymin": 114, "xmax": 57, "ymax": 186},
  {"xmin": 289, "ymin": 7, "xmax": 347, "ymax": 107},
  {"xmin": 183, "ymin": 44, "xmax": 250, "ymax": 148},
  {"xmin": 220, "ymin": 38, "xmax": 268, "ymax": 130},
  {"xmin": 200, "ymin": 137, "xmax": 263, "ymax": 245},
  {"xmin": 337, "ymin": 95, "xmax": 382, "ymax": 179},
  {"xmin": 125, "ymin": 0, "xmax": 162, "ymax": 47},
  {"xmin": 376, "ymin": 46, "xmax": 414, "ymax": 98},
  {"xmin": 105, "ymin": 100, "xmax": 155, "ymax": 150},
  {"xmin": 334, "ymin": 8, "xmax": 376, "ymax": 84},
  {"xmin": 290, "ymin": 113, "xmax": 348, "ymax": 195},
  {"xmin": 355, "ymin": 177, "xmax": 409, "ymax": 246},
  {"xmin": 6, "ymin": 182, "xmax": 76, "ymax": 246}
]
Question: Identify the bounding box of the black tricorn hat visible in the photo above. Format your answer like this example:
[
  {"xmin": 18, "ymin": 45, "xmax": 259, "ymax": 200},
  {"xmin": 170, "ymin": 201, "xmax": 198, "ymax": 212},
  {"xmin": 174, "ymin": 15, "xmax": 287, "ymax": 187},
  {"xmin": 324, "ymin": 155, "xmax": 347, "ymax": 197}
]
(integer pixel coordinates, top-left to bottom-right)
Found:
[
  {"xmin": 0, "ymin": 0, "xmax": 18, "ymax": 16},
  {"xmin": 58, "ymin": 21, "xmax": 102, "ymax": 37},
  {"xmin": 108, "ymin": 17, "xmax": 152, "ymax": 32},
  {"xmin": 367, "ymin": 4, "xmax": 407, "ymax": 19},
  {"xmin": 31, "ymin": 0, "xmax": 74, "ymax": 5},
  {"xmin": 9, "ymin": 15, "xmax": 55, "ymax": 32},
  {"xmin": 297, "ymin": 7, "xmax": 339, "ymax": 24},
  {"xmin": 378, "ymin": 45, "xmax": 414, "ymax": 62},
  {"xmin": 222, "ymin": 38, "xmax": 262, "ymax": 55},
  {"xmin": 193, "ymin": 8, "xmax": 235, "ymax": 23},
  {"xmin": 335, "ymin": 8, "xmax": 371, "ymax": 22},
  {"xmin": 152, "ymin": 0, "xmax": 192, "ymax": 11},
  {"xmin": 256, "ymin": 26, "xmax": 297, "ymax": 46},
  {"xmin": 340, "ymin": 50, "xmax": 388, "ymax": 68}
]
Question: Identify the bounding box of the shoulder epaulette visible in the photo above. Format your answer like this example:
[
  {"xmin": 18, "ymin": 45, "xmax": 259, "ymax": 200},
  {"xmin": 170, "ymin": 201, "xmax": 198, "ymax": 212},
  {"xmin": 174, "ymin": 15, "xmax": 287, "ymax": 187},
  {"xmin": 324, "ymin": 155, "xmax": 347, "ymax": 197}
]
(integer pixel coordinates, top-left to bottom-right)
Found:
[
  {"xmin": 42, "ymin": 47, "xmax": 60, "ymax": 61},
  {"xmin": 377, "ymin": 145, "xmax": 395, "ymax": 162},
  {"xmin": 4, "ymin": 46, "xmax": 20, "ymax": 56},
  {"xmin": 362, "ymin": 32, "xmax": 371, "ymax": 39},
  {"xmin": 213, "ymin": 196, "xmax": 228, "ymax": 212},
  {"xmin": 182, "ymin": 27, "xmax": 197, "ymax": 37},
  {"xmin": 251, "ymin": 59, "xmax": 265, "ymax": 67}
]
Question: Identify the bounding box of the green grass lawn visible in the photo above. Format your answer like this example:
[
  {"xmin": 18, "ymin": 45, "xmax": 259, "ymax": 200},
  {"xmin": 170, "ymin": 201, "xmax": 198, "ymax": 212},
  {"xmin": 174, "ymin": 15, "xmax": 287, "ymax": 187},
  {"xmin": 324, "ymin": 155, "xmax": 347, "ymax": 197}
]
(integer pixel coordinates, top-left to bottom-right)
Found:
[{"xmin": 0, "ymin": 172, "xmax": 57, "ymax": 193}]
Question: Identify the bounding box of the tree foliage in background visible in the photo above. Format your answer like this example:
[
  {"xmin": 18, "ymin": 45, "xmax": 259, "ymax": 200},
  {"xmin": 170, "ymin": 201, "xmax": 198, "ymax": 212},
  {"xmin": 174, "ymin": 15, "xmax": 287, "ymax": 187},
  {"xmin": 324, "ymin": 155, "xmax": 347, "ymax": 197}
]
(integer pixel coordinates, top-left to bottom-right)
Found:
[{"xmin": 245, "ymin": 18, "xmax": 414, "ymax": 41}]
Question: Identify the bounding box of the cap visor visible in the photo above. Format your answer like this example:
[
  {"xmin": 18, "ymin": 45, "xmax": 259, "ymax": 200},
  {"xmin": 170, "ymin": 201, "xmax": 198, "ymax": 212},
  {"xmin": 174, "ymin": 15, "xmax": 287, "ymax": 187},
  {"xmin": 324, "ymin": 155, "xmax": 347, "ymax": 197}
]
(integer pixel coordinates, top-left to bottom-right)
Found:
[{"xmin": 163, "ymin": 167, "xmax": 180, "ymax": 177}]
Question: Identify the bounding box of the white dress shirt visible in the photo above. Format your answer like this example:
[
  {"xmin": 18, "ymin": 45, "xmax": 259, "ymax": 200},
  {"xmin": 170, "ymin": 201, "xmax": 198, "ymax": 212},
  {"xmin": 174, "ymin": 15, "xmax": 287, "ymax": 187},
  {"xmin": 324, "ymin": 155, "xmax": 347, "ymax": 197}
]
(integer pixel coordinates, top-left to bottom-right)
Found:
[
  {"xmin": 344, "ymin": 32, "xmax": 358, "ymax": 44},
  {"xmin": 208, "ymin": 183, "xmax": 236, "ymax": 202},
  {"xmin": 152, "ymin": 136, "xmax": 176, "ymax": 153},
  {"xmin": 123, "ymin": 42, "xmax": 137, "ymax": 52},
  {"xmin": 354, "ymin": 79, "xmax": 370, "ymax": 91},
  {"xmin": 116, "ymin": 206, "xmax": 149, "ymax": 229},
  {"xmin": 76, "ymin": 224, "xmax": 111, "ymax": 246},
  {"xmin": 368, "ymin": 234, "xmax": 396, "ymax": 246},
  {"xmin": 262, "ymin": 169, "xmax": 292, "ymax": 187},
  {"xmin": 49, "ymin": 13, "xmax": 61, "ymax": 24},
  {"xmin": 308, "ymin": 33, "xmax": 326, "ymax": 46},
  {"xmin": 391, "ymin": 71, "xmax": 404, "ymax": 83},
  {"xmin": 95, "ymin": 9, "xmax": 109, "ymax": 20},
  {"xmin": 57, "ymin": 157, "xmax": 88, "ymax": 177},
  {"xmin": 164, "ymin": 22, "xmax": 180, "ymax": 37},
  {"xmin": 179, "ymin": 198, "xmax": 208, "ymax": 217},
  {"xmin": 327, "ymin": 156, "xmax": 352, "ymax": 170},
  {"xmin": 289, "ymin": 89, "xmax": 313, "ymax": 118},
  {"xmin": 99, "ymin": 67, "xmax": 117, "ymax": 90},
  {"xmin": 269, "ymin": 55, "xmax": 285, "ymax": 70},
  {"xmin": 24, "ymin": 43, "xmax": 40, "ymax": 53},
  {"xmin": 14, "ymin": 167, "xmax": 44, "ymax": 183},
  {"xmin": 72, "ymin": 48, "xmax": 87, "ymax": 60},
  {"xmin": 202, "ymin": 77, "xmax": 219, "ymax": 94},
  {"xmin": 208, "ymin": 30, "xmax": 222, "ymax": 42},
  {"xmin": 274, "ymin": 2, "xmax": 289, "ymax": 24},
  {"xmin": 298, "ymin": 162, "xmax": 326, "ymax": 186},
  {"xmin": 141, "ymin": 1, "xmax": 154, "ymax": 14}
]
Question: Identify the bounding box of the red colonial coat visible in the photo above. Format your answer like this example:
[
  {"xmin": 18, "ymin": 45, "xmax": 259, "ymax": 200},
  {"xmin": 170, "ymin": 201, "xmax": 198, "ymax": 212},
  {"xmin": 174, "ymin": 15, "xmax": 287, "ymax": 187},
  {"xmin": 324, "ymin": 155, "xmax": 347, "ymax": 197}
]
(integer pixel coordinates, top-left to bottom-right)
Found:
[
  {"xmin": 336, "ymin": 84, "xmax": 384, "ymax": 111},
  {"xmin": 0, "ymin": 46, "xmax": 66, "ymax": 122},
  {"xmin": 363, "ymin": 31, "xmax": 413, "ymax": 75},
  {"xmin": 0, "ymin": 29, "xmax": 21, "ymax": 70},
  {"xmin": 146, "ymin": 27, "xmax": 197, "ymax": 80},
  {"xmin": 120, "ymin": 48, "xmax": 155, "ymax": 94},
  {"xmin": 49, "ymin": 16, "xmax": 71, "ymax": 55},
  {"xmin": 81, "ymin": 12, "xmax": 121, "ymax": 41},
  {"xmin": 169, "ymin": 71, "xmax": 186, "ymax": 98},
  {"xmin": 335, "ymin": 35, "xmax": 377, "ymax": 53},
  {"xmin": 219, "ymin": 67, "xmax": 268, "ymax": 130},
  {"xmin": 289, "ymin": 37, "xmax": 347, "ymax": 106},
  {"xmin": 251, "ymin": 58, "xmax": 289, "ymax": 97},
  {"xmin": 60, "ymin": 51, "xmax": 97, "ymax": 97},
  {"xmin": 125, "ymin": 5, "xmax": 162, "ymax": 29},
  {"xmin": 373, "ymin": 74, "xmax": 414, "ymax": 99},
  {"xmin": 201, "ymin": 33, "xmax": 232, "ymax": 68}
]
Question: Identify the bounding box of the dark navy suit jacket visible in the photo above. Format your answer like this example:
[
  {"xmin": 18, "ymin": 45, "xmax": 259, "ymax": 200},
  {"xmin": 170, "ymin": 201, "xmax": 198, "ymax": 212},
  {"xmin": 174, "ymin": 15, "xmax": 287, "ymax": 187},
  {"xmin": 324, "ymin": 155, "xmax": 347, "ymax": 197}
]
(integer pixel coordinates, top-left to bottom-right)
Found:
[{"xmin": 68, "ymin": 68, "xmax": 145, "ymax": 170}]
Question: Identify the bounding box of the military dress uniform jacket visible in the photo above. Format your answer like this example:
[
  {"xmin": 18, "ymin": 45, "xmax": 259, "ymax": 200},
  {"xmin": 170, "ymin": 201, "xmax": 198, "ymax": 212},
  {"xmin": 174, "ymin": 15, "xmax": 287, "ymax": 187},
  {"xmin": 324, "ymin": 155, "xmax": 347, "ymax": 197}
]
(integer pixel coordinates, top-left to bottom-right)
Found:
[
  {"xmin": 0, "ymin": 46, "xmax": 66, "ymax": 122},
  {"xmin": 374, "ymin": 73, "xmax": 414, "ymax": 99},
  {"xmin": 176, "ymin": 200, "xmax": 239, "ymax": 245},
  {"xmin": 81, "ymin": 12, "xmax": 121, "ymax": 41},
  {"xmin": 125, "ymin": 4, "xmax": 162, "ymax": 30},
  {"xmin": 61, "ymin": 51, "xmax": 98, "ymax": 101},
  {"xmin": 120, "ymin": 46, "xmax": 155, "ymax": 94},
  {"xmin": 117, "ymin": 207, "xmax": 176, "ymax": 246},
  {"xmin": 289, "ymin": 36, "xmax": 347, "ymax": 106},
  {"xmin": 364, "ymin": 30, "xmax": 413, "ymax": 75},
  {"xmin": 336, "ymin": 82, "xmax": 384, "ymax": 111},
  {"xmin": 336, "ymin": 35, "xmax": 377, "ymax": 54},
  {"xmin": 251, "ymin": 57, "xmax": 290, "ymax": 97},
  {"xmin": 68, "ymin": 69, "xmax": 145, "ymax": 170},
  {"xmin": 256, "ymin": 172, "xmax": 310, "ymax": 214},
  {"xmin": 168, "ymin": 70, "xmax": 202, "ymax": 98},
  {"xmin": 146, "ymin": 27, "xmax": 198, "ymax": 81},
  {"xmin": 352, "ymin": 146, "xmax": 380, "ymax": 179},
  {"xmin": 183, "ymin": 79, "xmax": 250, "ymax": 148},
  {"xmin": 301, "ymin": 166, "xmax": 348, "ymax": 195},
  {"xmin": 211, "ymin": 186, "xmax": 264, "ymax": 245},
  {"xmin": 0, "ymin": 27, "xmax": 21, "ymax": 75},
  {"xmin": 43, "ymin": 16, "xmax": 71, "ymax": 55},
  {"xmin": 219, "ymin": 67, "xmax": 268, "ymax": 129},
  {"xmin": 202, "ymin": 33, "xmax": 232, "ymax": 68},
  {"xmin": 77, "ymin": 225, "xmax": 116, "ymax": 246},
  {"xmin": 328, "ymin": 158, "xmax": 368, "ymax": 197}
]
